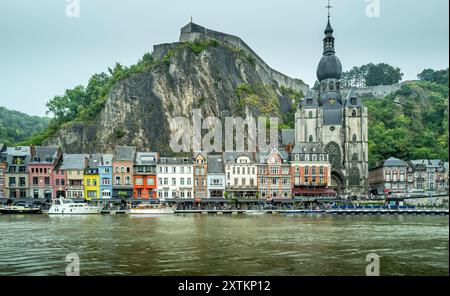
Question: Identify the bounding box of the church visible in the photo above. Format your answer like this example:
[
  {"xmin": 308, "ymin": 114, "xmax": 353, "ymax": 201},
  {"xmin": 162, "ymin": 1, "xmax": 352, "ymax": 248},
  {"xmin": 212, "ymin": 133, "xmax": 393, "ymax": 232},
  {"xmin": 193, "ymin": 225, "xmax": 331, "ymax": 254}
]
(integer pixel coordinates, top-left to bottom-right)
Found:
[{"xmin": 293, "ymin": 14, "xmax": 369, "ymax": 197}]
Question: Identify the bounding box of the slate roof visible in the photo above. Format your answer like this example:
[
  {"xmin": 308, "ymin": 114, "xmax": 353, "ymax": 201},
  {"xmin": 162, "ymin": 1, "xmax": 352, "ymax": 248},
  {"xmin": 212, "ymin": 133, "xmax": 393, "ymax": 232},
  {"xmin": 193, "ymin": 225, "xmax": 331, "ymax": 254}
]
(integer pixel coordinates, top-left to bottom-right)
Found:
[
  {"xmin": 322, "ymin": 108, "xmax": 343, "ymax": 125},
  {"xmin": 344, "ymin": 88, "xmax": 363, "ymax": 107},
  {"xmin": 383, "ymin": 157, "xmax": 407, "ymax": 167},
  {"xmin": 114, "ymin": 146, "xmax": 136, "ymax": 161},
  {"xmin": 135, "ymin": 152, "xmax": 158, "ymax": 165},
  {"xmin": 100, "ymin": 154, "xmax": 113, "ymax": 166},
  {"xmin": 223, "ymin": 152, "xmax": 254, "ymax": 164},
  {"xmin": 281, "ymin": 129, "xmax": 295, "ymax": 146},
  {"xmin": 30, "ymin": 146, "xmax": 59, "ymax": 164},
  {"xmin": 207, "ymin": 155, "xmax": 224, "ymax": 173},
  {"xmin": 292, "ymin": 143, "xmax": 325, "ymax": 155},
  {"xmin": 59, "ymin": 154, "xmax": 89, "ymax": 170},
  {"xmin": 158, "ymin": 157, "xmax": 192, "ymax": 165}
]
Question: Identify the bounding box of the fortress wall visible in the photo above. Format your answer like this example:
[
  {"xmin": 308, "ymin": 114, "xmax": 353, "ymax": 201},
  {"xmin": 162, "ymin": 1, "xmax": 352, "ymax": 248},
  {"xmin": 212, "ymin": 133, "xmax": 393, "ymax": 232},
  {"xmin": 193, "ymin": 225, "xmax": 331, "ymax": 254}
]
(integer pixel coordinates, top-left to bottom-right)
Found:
[
  {"xmin": 342, "ymin": 83, "xmax": 403, "ymax": 98},
  {"xmin": 180, "ymin": 29, "xmax": 310, "ymax": 95}
]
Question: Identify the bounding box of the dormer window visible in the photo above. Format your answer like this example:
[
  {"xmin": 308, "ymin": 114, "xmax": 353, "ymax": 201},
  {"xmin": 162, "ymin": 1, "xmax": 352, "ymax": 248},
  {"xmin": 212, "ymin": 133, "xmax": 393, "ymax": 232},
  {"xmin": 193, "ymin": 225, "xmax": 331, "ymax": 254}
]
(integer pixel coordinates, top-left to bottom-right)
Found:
[
  {"xmin": 322, "ymin": 82, "xmax": 327, "ymax": 92},
  {"xmin": 351, "ymin": 98, "xmax": 357, "ymax": 105},
  {"xmin": 329, "ymin": 81, "xmax": 334, "ymax": 91}
]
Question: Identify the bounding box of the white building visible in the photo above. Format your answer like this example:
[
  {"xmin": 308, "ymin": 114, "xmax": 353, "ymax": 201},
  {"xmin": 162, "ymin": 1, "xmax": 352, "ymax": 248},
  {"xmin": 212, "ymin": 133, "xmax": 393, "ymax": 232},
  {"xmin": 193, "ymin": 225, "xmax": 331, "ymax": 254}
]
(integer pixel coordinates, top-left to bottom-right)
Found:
[
  {"xmin": 157, "ymin": 157, "xmax": 194, "ymax": 200},
  {"xmin": 207, "ymin": 155, "xmax": 225, "ymax": 198},
  {"xmin": 224, "ymin": 152, "xmax": 257, "ymax": 199}
]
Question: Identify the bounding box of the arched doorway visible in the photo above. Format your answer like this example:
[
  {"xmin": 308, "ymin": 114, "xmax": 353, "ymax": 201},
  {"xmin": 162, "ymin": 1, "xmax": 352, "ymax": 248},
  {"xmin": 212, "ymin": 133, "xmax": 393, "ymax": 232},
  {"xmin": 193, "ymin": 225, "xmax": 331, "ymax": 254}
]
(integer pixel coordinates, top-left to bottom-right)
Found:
[{"xmin": 330, "ymin": 171, "xmax": 345, "ymax": 197}]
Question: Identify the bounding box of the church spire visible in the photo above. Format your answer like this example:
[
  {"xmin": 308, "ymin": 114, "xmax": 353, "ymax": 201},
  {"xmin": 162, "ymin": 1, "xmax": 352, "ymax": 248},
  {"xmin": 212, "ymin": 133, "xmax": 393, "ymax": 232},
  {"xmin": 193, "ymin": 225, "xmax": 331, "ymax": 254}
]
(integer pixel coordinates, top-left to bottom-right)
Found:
[{"xmin": 323, "ymin": 0, "xmax": 335, "ymax": 55}]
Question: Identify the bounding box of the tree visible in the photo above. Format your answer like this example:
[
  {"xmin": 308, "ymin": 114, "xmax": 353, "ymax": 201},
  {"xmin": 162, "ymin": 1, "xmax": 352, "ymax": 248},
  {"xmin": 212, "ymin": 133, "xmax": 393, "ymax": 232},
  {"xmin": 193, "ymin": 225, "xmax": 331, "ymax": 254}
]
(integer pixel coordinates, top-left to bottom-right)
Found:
[{"xmin": 418, "ymin": 68, "xmax": 449, "ymax": 85}]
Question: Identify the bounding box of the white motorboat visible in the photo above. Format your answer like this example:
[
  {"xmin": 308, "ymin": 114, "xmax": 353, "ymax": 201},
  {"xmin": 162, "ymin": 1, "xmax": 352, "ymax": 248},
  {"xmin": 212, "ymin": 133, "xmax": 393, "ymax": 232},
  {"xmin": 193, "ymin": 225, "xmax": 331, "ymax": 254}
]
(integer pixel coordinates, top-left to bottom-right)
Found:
[
  {"xmin": 245, "ymin": 210, "xmax": 267, "ymax": 215},
  {"xmin": 48, "ymin": 198, "xmax": 103, "ymax": 215},
  {"xmin": 129, "ymin": 203, "xmax": 176, "ymax": 215}
]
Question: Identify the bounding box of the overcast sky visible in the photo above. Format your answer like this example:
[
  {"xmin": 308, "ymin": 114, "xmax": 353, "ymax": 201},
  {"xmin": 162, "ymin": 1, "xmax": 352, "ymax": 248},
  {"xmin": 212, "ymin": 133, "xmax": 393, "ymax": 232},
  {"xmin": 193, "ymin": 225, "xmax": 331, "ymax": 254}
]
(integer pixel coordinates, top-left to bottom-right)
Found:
[{"xmin": 0, "ymin": 0, "xmax": 448, "ymax": 116}]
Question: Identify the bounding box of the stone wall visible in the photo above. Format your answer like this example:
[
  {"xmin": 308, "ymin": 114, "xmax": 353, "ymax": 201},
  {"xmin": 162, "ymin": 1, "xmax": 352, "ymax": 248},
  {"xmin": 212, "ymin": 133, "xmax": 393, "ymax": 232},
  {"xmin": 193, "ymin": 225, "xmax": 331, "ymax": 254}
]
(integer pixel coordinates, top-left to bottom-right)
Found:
[
  {"xmin": 178, "ymin": 25, "xmax": 309, "ymax": 95},
  {"xmin": 342, "ymin": 82, "xmax": 404, "ymax": 98}
]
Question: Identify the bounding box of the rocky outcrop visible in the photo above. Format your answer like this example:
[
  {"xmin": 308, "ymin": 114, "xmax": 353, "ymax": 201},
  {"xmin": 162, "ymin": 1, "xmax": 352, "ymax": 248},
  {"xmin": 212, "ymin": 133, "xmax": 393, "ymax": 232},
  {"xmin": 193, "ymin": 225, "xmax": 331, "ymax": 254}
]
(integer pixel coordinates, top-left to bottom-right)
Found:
[{"xmin": 45, "ymin": 27, "xmax": 309, "ymax": 154}]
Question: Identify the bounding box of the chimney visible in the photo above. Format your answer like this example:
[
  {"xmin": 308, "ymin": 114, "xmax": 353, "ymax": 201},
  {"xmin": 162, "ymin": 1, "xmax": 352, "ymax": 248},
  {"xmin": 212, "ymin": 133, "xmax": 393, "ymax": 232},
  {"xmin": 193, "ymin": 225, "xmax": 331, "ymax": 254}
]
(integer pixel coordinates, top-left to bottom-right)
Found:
[{"xmin": 30, "ymin": 145, "xmax": 36, "ymax": 156}]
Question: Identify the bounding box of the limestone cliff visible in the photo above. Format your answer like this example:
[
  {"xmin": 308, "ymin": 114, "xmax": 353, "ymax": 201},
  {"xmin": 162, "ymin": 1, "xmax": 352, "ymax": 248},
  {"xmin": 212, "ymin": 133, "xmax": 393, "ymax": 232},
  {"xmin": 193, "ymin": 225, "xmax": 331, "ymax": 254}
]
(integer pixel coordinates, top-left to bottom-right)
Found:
[{"xmin": 44, "ymin": 24, "xmax": 309, "ymax": 154}]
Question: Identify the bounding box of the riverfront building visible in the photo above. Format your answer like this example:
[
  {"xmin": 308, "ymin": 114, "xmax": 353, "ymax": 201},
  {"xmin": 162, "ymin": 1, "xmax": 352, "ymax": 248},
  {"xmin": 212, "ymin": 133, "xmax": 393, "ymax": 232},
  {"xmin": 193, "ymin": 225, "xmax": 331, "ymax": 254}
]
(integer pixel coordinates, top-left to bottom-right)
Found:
[
  {"xmin": 84, "ymin": 154, "xmax": 102, "ymax": 201},
  {"xmin": 224, "ymin": 152, "xmax": 258, "ymax": 199},
  {"xmin": 206, "ymin": 154, "xmax": 225, "ymax": 198},
  {"xmin": 112, "ymin": 146, "xmax": 136, "ymax": 199},
  {"xmin": 133, "ymin": 152, "xmax": 158, "ymax": 200},
  {"xmin": 0, "ymin": 144, "xmax": 7, "ymax": 198},
  {"xmin": 257, "ymin": 148, "xmax": 292, "ymax": 200},
  {"xmin": 157, "ymin": 157, "xmax": 194, "ymax": 200},
  {"xmin": 99, "ymin": 154, "xmax": 113, "ymax": 199},
  {"xmin": 193, "ymin": 153, "xmax": 208, "ymax": 199},
  {"xmin": 58, "ymin": 154, "xmax": 88, "ymax": 199},
  {"xmin": 4, "ymin": 146, "xmax": 31, "ymax": 199},
  {"xmin": 28, "ymin": 147, "xmax": 62, "ymax": 200}
]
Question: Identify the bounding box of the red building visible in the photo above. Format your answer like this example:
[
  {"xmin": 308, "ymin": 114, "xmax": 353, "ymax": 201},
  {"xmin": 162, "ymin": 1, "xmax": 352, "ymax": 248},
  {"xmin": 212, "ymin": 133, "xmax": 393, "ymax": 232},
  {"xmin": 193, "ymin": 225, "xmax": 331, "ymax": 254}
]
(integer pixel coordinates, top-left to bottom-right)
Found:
[{"xmin": 133, "ymin": 152, "xmax": 158, "ymax": 200}]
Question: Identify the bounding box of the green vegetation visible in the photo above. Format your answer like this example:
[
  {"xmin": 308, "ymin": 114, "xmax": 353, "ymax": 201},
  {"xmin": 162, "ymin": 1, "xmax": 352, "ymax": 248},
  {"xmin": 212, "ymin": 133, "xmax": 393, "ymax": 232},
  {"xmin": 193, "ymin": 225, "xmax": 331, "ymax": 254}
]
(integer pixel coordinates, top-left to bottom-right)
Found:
[
  {"xmin": 279, "ymin": 86, "xmax": 303, "ymax": 129},
  {"xmin": 235, "ymin": 83, "xmax": 280, "ymax": 116},
  {"xmin": 19, "ymin": 53, "xmax": 155, "ymax": 145},
  {"xmin": 340, "ymin": 63, "xmax": 404, "ymax": 88},
  {"xmin": 365, "ymin": 80, "xmax": 449, "ymax": 168},
  {"xmin": 114, "ymin": 128, "xmax": 125, "ymax": 139},
  {"xmin": 162, "ymin": 40, "xmax": 219, "ymax": 64},
  {"xmin": 0, "ymin": 107, "xmax": 50, "ymax": 146},
  {"xmin": 418, "ymin": 68, "xmax": 449, "ymax": 85}
]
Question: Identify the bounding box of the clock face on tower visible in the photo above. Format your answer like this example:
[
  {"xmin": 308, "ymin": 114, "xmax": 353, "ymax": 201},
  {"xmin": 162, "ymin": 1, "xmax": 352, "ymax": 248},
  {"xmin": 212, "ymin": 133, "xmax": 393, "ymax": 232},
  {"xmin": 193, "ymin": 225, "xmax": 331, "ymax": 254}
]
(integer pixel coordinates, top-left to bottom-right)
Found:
[{"xmin": 329, "ymin": 98, "xmax": 336, "ymax": 104}]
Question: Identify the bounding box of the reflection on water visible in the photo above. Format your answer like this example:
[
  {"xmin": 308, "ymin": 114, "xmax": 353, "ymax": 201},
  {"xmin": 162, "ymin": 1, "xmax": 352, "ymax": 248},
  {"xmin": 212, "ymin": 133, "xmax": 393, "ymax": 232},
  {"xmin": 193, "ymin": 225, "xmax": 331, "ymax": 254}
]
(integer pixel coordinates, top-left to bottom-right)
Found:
[{"xmin": 0, "ymin": 214, "xmax": 448, "ymax": 276}]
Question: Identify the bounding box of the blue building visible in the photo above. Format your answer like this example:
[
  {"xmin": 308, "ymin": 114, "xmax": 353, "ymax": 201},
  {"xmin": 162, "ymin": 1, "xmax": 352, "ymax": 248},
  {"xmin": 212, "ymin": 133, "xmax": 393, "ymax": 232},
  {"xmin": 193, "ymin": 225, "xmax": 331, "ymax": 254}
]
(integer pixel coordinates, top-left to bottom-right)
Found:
[{"xmin": 99, "ymin": 154, "xmax": 113, "ymax": 200}]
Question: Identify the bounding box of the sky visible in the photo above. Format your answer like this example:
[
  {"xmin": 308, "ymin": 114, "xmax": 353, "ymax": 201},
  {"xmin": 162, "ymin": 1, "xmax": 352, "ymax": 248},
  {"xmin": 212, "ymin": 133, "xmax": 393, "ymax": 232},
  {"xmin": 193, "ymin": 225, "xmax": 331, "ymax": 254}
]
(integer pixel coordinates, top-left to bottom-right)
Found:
[{"xmin": 0, "ymin": 0, "xmax": 448, "ymax": 116}]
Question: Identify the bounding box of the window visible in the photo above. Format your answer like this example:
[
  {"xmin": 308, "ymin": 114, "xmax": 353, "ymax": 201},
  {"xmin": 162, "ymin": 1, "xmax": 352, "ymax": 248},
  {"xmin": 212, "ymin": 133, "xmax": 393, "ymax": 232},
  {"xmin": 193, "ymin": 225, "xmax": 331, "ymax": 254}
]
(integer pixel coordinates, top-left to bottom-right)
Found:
[
  {"xmin": 33, "ymin": 177, "xmax": 38, "ymax": 186},
  {"xmin": 115, "ymin": 176, "xmax": 121, "ymax": 185},
  {"xmin": 44, "ymin": 177, "xmax": 50, "ymax": 185},
  {"xmin": 352, "ymin": 134, "xmax": 357, "ymax": 143},
  {"xmin": 352, "ymin": 153, "xmax": 358, "ymax": 161},
  {"xmin": 309, "ymin": 135, "xmax": 313, "ymax": 143},
  {"xmin": 329, "ymin": 81, "xmax": 334, "ymax": 91},
  {"xmin": 125, "ymin": 176, "xmax": 131, "ymax": 185},
  {"xmin": 135, "ymin": 178, "xmax": 143, "ymax": 186},
  {"xmin": 352, "ymin": 110, "xmax": 357, "ymax": 117},
  {"xmin": 351, "ymin": 98, "xmax": 357, "ymax": 105},
  {"xmin": 147, "ymin": 178, "xmax": 154, "ymax": 186},
  {"xmin": 309, "ymin": 111, "xmax": 313, "ymax": 118},
  {"xmin": 322, "ymin": 82, "xmax": 327, "ymax": 92}
]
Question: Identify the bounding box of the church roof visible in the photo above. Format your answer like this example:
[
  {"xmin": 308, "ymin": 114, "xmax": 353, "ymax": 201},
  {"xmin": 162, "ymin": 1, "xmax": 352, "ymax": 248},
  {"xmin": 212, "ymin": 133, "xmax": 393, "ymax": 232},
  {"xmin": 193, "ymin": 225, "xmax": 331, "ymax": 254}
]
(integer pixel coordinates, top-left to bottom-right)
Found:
[
  {"xmin": 317, "ymin": 54, "xmax": 342, "ymax": 81},
  {"xmin": 324, "ymin": 19, "xmax": 334, "ymax": 34},
  {"xmin": 344, "ymin": 88, "xmax": 363, "ymax": 107}
]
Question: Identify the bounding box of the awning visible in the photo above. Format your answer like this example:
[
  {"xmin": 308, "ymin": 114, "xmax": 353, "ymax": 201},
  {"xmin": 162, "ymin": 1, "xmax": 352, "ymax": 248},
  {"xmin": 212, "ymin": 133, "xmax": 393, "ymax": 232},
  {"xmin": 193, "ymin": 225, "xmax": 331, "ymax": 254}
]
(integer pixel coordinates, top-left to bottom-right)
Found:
[{"xmin": 292, "ymin": 187, "xmax": 337, "ymax": 195}]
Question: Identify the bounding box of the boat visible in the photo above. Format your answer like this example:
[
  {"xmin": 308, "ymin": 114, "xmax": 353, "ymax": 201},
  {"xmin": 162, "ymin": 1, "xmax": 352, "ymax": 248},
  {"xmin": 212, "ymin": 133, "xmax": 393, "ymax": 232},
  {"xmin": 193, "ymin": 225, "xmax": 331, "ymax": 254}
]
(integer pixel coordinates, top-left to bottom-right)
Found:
[
  {"xmin": 0, "ymin": 202, "xmax": 42, "ymax": 214},
  {"xmin": 245, "ymin": 210, "xmax": 267, "ymax": 215},
  {"xmin": 48, "ymin": 198, "xmax": 103, "ymax": 215},
  {"xmin": 129, "ymin": 203, "xmax": 176, "ymax": 215}
]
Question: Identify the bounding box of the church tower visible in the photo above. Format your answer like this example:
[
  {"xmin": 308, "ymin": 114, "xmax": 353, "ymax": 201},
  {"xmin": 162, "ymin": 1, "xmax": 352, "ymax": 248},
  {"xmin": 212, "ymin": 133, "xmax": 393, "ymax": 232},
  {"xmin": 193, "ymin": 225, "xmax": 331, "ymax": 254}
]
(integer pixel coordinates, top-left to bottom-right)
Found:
[{"xmin": 294, "ymin": 2, "xmax": 369, "ymax": 197}]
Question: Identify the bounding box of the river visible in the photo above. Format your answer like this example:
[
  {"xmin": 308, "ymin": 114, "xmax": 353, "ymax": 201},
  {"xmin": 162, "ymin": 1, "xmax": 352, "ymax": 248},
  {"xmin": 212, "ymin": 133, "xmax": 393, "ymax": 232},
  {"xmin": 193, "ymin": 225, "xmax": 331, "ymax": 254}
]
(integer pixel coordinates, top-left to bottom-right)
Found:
[{"xmin": 0, "ymin": 214, "xmax": 448, "ymax": 276}]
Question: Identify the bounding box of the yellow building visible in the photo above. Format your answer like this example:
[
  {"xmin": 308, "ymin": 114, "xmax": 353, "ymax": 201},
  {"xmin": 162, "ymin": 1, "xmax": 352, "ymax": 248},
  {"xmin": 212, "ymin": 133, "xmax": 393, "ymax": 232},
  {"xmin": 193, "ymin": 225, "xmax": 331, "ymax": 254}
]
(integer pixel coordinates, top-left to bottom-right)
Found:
[{"xmin": 83, "ymin": 155, "xmax": 102, "ymax": 201}]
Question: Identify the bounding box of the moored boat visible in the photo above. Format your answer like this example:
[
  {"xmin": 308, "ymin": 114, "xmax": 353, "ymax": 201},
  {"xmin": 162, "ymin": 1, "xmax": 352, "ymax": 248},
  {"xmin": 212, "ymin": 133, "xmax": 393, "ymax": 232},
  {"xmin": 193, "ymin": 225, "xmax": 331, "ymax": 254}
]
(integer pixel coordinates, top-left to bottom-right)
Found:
[
  {"xmin": 129, "ymin": 203, "xmax": 176, "ymax": 215},
  {"xmin": 48, "ymin": 198, "xmax": 103, "ymax": 215},
  {"xmin": 0, "ymin": 202, "xmax": 42, "ymax": 214}
]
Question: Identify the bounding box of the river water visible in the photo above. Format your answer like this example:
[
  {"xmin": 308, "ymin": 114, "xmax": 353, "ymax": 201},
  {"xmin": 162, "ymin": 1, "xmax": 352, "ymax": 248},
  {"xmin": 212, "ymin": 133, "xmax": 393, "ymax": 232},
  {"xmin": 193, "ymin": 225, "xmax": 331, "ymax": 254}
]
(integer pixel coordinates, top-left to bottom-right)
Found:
[{"xmin": 0, "ymin": 214, "xmax": 448, "ymax": 276}]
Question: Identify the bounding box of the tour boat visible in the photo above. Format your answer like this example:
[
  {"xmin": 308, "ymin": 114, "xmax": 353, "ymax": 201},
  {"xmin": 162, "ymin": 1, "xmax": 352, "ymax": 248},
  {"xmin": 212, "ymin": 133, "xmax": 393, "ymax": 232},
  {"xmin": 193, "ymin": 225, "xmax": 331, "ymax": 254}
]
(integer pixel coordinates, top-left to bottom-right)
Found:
[
  {"xmin": 48, "ymin": 198, "xmax": 104, "ymax": 215},
  {"xmin": 129, "ymin": 204, "xmax": 176, "ymax": 215},
  {"xmin": 0, "ymin": 203, "xmax": 42, "ymax": 214}
]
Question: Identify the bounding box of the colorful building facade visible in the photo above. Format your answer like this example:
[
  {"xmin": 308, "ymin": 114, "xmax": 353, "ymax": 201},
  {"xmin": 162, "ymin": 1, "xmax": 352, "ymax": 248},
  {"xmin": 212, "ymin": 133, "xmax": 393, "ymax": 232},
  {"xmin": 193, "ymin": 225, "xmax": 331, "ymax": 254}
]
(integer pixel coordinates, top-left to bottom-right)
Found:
[
  {"xmin": 4, "ymin": 146, "xmax": 31, "ymax": 198},
  {"xmin": 133, "ymin": 152, "xmax": 158, "ymax": 200},
  {"xmin": 99, "ymin": 154, "xmax": 113, "ymax": 199},
  {"xmin": 257, "ymin": 148, "xmax": 291, "ymax": 199},
  {"xmin": 113, "ymin": 146, "xmax": 136, "ymax": 199},
  {"xmin": 28, "ymin": 146, "xmax": 62, "ymax": 200}
]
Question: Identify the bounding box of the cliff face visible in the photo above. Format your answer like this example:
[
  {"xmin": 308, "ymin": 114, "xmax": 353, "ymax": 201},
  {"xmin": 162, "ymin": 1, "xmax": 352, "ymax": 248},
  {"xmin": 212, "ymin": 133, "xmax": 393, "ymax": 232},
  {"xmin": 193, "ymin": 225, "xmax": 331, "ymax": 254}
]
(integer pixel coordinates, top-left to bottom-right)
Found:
[{"xmin": 45, "ymin": 32, "xmax": 309, "ymax": 154}]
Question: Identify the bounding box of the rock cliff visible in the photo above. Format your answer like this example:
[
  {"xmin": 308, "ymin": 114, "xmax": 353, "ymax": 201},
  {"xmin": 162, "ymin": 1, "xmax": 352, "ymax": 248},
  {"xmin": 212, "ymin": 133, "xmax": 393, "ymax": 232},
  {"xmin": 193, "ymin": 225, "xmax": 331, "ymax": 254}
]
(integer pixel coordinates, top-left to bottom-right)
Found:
[{"xmin": 44, "ymin": 24, "xmax": 309, "ymax": 154}]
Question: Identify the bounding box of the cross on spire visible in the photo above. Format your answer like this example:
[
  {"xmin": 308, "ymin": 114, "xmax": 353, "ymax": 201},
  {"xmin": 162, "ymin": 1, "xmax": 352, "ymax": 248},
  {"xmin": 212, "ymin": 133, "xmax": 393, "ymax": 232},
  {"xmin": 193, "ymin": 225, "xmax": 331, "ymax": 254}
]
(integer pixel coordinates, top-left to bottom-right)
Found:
[
  {"xmin": 325, "ymin": 0, "xmax": 333, "ymax": 19},
  {"xmin": 190, "ymin": 15, "xmax": 193, "ymax": 23}
]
